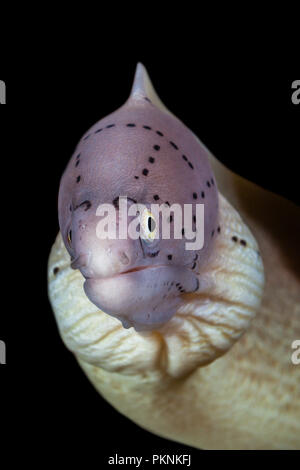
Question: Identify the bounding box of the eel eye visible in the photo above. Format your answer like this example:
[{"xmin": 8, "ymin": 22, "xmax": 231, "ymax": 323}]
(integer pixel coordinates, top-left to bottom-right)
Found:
[
  {"xmin": 67, "ymin": 229, "xmax": 72, "ymax": 246},
  {"xmin": 141, "ymin": 209, "xmax": 157, "ymax": 242}
]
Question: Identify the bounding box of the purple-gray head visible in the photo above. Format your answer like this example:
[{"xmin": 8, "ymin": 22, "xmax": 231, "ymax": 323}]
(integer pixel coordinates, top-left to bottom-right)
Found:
[{"xmin": 58, "ymin": 63, "xmax": 219, "ymax": 331}]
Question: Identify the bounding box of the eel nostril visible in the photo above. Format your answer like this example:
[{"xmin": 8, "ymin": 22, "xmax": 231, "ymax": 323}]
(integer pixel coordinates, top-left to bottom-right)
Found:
[
  {"xmin": 119, "ymin": 251, "xmax": 130, "ymax": 265},
  {"xmin": 70, "ymin": 252, "xmax": 91, "ymax": 270}
]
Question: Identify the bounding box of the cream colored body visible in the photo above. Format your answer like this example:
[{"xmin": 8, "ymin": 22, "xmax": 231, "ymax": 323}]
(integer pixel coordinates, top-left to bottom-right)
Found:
[{"xmin": 77, "ymin": 161, "xmax": 300, "ymax": 450}]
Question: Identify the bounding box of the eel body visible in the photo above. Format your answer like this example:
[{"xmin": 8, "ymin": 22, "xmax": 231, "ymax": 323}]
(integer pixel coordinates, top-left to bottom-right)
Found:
[{"xmin": 48, "ymin": 64, "xmax": 300, "ymax": 450}]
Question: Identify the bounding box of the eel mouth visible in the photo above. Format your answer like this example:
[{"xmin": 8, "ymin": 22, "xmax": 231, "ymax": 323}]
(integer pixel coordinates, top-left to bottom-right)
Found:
[{"xmin": 119, "ymin": 265, "xmax": 166, "ymax": 276}]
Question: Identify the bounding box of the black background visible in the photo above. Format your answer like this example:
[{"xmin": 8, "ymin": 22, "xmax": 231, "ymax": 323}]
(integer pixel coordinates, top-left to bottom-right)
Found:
[{"xmin": 0, "ymin": 50, "xmax": 299, "ymax": 464}]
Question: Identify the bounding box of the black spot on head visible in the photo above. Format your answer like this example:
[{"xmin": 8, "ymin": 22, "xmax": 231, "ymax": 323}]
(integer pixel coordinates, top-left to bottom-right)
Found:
[
  {"xmin": 53, "ymin": 267, "xmax": 59, "ymax": 275},
  {"xmin": 69, "ymin": 205, "xmax": 72, "ymax": 212},
  {"xmin": 142, "ymin": 169, "xmax": 149, "ymax": 176},
  {"xmin": 176, "ymin": 283, "xmax": 180, "ymax": 287},
  {"xmin": 182, "ymin": 155, "xmax": 188, "ymax": 161},
  {"xmin": 143, "ymin": 125, "xmax": 151, "ymax": 130},
  {"xmin": 201, "ymin": 191, "xmax": 205, "ymax": 198},
  {"xmin": 76, "ymin": 176, "xmax": 81, "ymax": 183},
  {"xmin": 170, "ymin": 141, "xmax": 178, "ymax": 150},
  {"xmin": 153, "ymin": 145, "xmax": 160, "ymax": 151},
  {"xmin": 128, "ymin": 197, "xmax": 137, "ymax": 204},
  {"xmin": 144, "ymin": 97, "xmax": 151, "ymax": 103},
  {"xmin": 134, "ymin": 176, "xmax": 139, "ymax": 179},
  {"xmin": 106, "ymin": 124, "xmax": 115, "ymax": 128},
  {"xmin": 232, "ymin": 236, "xmax": 238, "ymax": 243},
  {"xmin": 153, "ymin": 194, "xmax": 160, "ymax": 201},
  {"xmin": 74, "ymin": 200, "xmax": 92, "ymax": 211},
  {"xmin": 75, "ymin": 160, "xmax": 80, "ymax": 167},
  {"xmin": 240, "ymin": 239, "xmax": 247, "ymax": 247},
  {"xmin": 148, "ymin": 250, "xmax": 160, "ymax": 258},
  {"xmin": 83, "ymin": 134, "xmax": 90, "ymax": 141},
  {"xmin": 191, "ymin": 262, "xmax": 197, "ymax": 270},
  {"xmin": 95, "ymin": 128, "xmax": 102, "ymax": 134},
  {"xmin": 76, "ymin": 153, "xmax": 81, "ymax": 160},
  {"xmin": 193, "ymin": 192, "xmax": 198, "ymax": 199},
  {"xmin": 188, "ymin": 162, "xmax": 194, "ymax": 169},
  {"xmin": 149, "ymin": 157, "xmax": 155, "ymax": 163},
  {"xmin": 207, "ymin": 181, "xmax": 211, "ymax": 188},
  {"xmin": 113, "ymin": 197, "xmax": 119, "ymax": 209},
  {"xmin": 217, "ymin": 226, "xmax": 221, "ymax": 233},
  {"xmin": 83, "ymin": 201, "xmax": 91, "ymax": 211},
  {"xmin": 167, "ymin": 254, "xmax": 172, "ymax": 260},
  {"xmin": 126, "ymin": 123, "xmax": 136, "ymax": 127},
  {"xmin": 156, "ymin": 131, "xmax": 164, "ymax": 136},
  {"xmin": 211, "ymin": 230, "xmax": 215, "ymax": 237},
  {"xmin": 211, "ymin": 178, "xmax": 215, "ymax": 185}
]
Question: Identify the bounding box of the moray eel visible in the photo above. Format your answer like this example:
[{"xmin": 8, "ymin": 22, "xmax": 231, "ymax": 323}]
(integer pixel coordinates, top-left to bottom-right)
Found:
[
  {"xmin": 48, "ymin": 64, "xmax": 300, "ymax": 450},
  {"xmin": 58, "ymin": 64, "xmax": 219, "ymax": 331}
]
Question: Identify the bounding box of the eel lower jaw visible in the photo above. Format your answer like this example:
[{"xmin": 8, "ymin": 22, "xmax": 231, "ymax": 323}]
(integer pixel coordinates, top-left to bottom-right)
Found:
[{"xmin": 83, "ymin": 265, "xmax": 199, "ymax": 331}]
